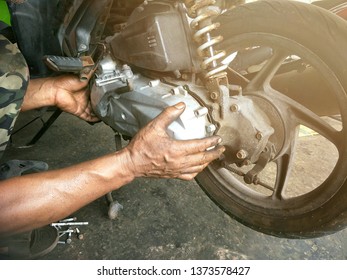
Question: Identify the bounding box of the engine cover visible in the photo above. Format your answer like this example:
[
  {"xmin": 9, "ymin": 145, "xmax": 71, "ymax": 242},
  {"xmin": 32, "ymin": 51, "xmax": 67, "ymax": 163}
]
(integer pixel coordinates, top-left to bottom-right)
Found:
[
  {"xmin": 108, "ymin": 1, "xmax": 193, "ymax": 72},
  {"xmin": 91, "ymin": 57, "xmax": 213, "ymax": 140}
]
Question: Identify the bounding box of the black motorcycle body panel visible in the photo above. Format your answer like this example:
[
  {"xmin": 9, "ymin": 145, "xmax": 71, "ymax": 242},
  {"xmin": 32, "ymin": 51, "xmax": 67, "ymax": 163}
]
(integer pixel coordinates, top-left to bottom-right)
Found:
[{"xmin": 109, "ymin": 1, "xmax": 194, "ymax": 72}]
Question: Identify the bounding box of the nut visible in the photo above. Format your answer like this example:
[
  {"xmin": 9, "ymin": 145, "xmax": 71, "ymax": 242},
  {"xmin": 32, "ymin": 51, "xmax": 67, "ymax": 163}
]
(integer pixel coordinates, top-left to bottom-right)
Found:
[
  {"xmin": 236, "ymin": 149, "xmax": 248, "ymax": 160},
  {"xmin": 230, "ymin": 104, "xmax": 239, "ymax": 112},
  {"xmin": 210, "ymin": 92, "xmax": 219, "ymax": 100},
  {"xmin": 256, "ymin": 132, "xmax": 263, "ymax": 140}
]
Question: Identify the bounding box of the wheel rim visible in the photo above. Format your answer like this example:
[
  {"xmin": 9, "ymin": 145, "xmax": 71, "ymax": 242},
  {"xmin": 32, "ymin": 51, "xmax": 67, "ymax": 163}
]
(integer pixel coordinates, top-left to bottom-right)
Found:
[{"xmin": 207, "ymin": 33, "xmax": 347, "ymax": 216}]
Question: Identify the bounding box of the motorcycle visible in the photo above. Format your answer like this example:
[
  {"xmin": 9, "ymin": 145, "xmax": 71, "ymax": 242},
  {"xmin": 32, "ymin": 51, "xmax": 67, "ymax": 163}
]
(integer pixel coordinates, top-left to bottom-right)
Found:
[{"xmin": 5, "ymin": 0, "xmax": 347, "ymax": 238}]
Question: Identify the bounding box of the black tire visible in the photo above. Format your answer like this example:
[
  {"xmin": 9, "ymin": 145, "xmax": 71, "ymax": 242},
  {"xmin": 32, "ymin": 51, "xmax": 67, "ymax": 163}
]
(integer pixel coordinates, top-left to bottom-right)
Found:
[{"xmin": 196, "ymin": 0, "xmax": 347, "ymax": 238}]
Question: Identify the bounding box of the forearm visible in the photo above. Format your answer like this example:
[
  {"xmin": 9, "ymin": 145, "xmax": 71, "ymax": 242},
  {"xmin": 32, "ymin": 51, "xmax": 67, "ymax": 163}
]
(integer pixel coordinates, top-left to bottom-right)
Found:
[
  {"xmin": 0, "ymin": 149, "xmax": 134, "ymax": 236},
  {"xmin": 21, "ymin": 77, "xmax": 56, "ymax": 111}
]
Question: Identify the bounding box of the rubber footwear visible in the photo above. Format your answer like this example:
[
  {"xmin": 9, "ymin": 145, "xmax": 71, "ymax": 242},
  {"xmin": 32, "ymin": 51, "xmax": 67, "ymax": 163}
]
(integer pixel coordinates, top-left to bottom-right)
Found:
[
  {"xmin": 0, "ymin": 225, "xmax": 59, "ymax": 260},
  {"xmin": 0, "ymin": 159, "xmax": 49, "ymax": 180}
]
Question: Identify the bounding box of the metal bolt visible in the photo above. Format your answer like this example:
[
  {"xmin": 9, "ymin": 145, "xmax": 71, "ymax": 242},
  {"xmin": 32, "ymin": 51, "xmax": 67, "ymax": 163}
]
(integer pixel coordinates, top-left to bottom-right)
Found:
[
  {"xmin": 230, "ymin": 104, "xmax": 239, "ymax": 112},
  {"xmin": 206, "ymin": 124, "xmax": 217, "ymax": 134},
  {"xmin": 253, "ymin": 177, "xmax": 260, "ymax": 185},
  {"xmin": 256, "ymin": 132, "xmax": 263, "ymax": 140},
  {"xmin": 244, "ymin": 176, "xmax": 252, "ymax": 184},
  {"xmin": 66, "ymin": 231, "xmax": 72, "ymax": 244},
  {"xmin": 210, "ymin": 92, "xmax": 219, "ymax": 100},
  {"xmin": 79, "ymin": 44, "xmax": 87, "ymax": 51},
  {"xmin": 181, "ymin": 73, "xmax": 189, "ymax": 80},
  {"xmin": 170, "ymin": 86, "xmax": 187, "ymax": 96},
  {"xmin": 171, "ymin": 87, "xmax": 180, "ymax": 95},
  {"xmin": 194, "ymin": 107, "xmax": 208, "ymax": 117},
  {"xmin": 51, "ymin": 222, "xmax": 89, "ymax": 227},
  {"xmin": 173, "ymin": 70, "xmax": 181, "ymax": 79},
  {"xmin": 59, "ymin": 217, "xmax": 77, "ymax": 222},
  {"xmin": 236, "ymin": 149, "xmax": 248, "ymax": 160},
  {"xmin": 57, "ymin": 228, "xmax": 74, "ymax": 239},
  {"xmin": 149, "ymin": 79, "xmax": 160, "ymax": 87},
  {"xmin": 76, "ymin": 228, "xmax": 84, "ymax": 240}
]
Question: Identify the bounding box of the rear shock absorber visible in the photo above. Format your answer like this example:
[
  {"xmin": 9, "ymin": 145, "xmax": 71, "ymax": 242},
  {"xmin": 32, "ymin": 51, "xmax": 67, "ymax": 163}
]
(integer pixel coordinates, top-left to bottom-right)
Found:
[{"xmin": 184, "ymin": 0, "xmax": 228, "ymax": 80}]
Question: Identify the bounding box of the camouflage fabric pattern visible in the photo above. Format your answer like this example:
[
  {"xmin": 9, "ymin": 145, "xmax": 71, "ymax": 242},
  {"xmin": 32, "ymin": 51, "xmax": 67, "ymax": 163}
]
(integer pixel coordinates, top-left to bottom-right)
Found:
[{"xmin": 0, "ymin": 34, "xmax": 29, "ymax": 158}]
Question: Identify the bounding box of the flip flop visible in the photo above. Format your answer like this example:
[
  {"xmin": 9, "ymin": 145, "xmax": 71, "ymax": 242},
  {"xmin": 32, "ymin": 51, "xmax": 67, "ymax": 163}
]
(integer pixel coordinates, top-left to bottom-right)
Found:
[
  {"xmin": 0, "ymin": 225, "xmax": 59, "ymax": 259},
  {"xmin": 0, "ymin": 160, "xmax": 56, "ymax": 259},
  {"xmin": 0, "ymin": 159, "xmax": 49, "ymax": 180}
]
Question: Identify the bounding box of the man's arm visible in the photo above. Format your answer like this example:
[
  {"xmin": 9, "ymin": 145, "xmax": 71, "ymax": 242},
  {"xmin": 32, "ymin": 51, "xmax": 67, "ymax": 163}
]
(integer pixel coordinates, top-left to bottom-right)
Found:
[{"xmin": 0, "ymin": 103, "xmax": 224, "ymax": 237}]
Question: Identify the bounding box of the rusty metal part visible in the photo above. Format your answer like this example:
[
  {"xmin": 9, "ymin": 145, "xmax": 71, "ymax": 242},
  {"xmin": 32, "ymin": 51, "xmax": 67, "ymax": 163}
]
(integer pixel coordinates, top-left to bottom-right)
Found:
[
  {"xmin": 244, "ymin": 144, "xmax": 276, "ymax": 185},
  {"xmin": 79, "ymin": 56, "xmax": 95, "ymax": 80},
  {"xmin": 222, "ymin": 161, "xmax": 274, "ymax": 191}
]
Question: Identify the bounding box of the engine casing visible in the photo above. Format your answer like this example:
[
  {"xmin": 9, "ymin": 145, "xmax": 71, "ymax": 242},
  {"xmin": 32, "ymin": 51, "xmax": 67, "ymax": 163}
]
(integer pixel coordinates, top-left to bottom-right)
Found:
[{"xmin": 91, "ymin": 56, "xmax": 213, "ymax": 140}]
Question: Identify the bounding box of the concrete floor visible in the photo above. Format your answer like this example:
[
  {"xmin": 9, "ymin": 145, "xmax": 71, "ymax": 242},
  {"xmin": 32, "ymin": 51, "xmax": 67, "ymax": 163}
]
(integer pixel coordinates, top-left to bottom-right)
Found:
[{"xmin": 2, "ymin": 109, "xmax": 347, "ymax": 260}]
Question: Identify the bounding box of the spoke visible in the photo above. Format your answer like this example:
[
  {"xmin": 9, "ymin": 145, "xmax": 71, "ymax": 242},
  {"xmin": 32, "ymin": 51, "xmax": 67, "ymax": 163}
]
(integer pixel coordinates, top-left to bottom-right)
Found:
[
  {"xmin": 268, "ymin": 89, "xmax": 342, "ymax": 146},
  {"xmin": 246, "ymin": 49, "xmax": 287, "ymax": 91},
  {"xmin": 272, "ymin": 138, "xmax": 297, "ymax": 200},
  {"xmin": 292, "ymin": 105, "xmax": 341, "ymax": 145}
]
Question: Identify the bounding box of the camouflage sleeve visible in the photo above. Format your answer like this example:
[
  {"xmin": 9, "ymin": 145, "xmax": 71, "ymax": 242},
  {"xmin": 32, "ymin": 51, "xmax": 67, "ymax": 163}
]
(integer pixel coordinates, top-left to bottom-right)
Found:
[{"xmin": 0, "ymin": 34, "xmax": 29, "ymax": 158}]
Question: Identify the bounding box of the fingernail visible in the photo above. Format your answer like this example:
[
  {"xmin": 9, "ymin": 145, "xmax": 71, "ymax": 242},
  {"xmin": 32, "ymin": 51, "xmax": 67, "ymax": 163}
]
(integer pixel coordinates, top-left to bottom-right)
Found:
[
  {"xmin": 217, "ymin": 137, "xmax": 222, "ymax": 144},
  {"xmin": 174, "ymin": 102, "xmax": 185, "ymax": 110}
]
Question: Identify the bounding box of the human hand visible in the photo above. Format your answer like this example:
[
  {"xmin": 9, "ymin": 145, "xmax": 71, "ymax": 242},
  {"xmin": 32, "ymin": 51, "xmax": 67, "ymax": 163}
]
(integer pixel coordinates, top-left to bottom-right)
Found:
[
  {"xmin": 124, "ymin": 102, "xmax": 225, "ymax": 181},
  {"xmin": 23, "ymin": 74, "xmax": 99, "ymax": 122},
  {"xmin": 52, "ymin": 75, "xmax": 99, "ymax": 122}
]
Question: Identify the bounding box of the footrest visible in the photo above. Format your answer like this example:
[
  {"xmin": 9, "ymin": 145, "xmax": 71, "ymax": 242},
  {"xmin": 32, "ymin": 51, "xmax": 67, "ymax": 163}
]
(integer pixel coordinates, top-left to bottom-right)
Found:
[{"xmin": 44, "ymin": 55, "xmax": 84, "ymax": 72}]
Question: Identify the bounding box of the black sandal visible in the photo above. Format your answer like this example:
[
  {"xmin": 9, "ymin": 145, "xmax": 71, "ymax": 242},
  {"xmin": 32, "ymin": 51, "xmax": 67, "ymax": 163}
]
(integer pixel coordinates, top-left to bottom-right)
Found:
[
  {"xmin": 0, "ymin": 159, "xmax": 57, "ymax": 259},
  {"xmin": 0, "ymin": 159, "xmax": 48, "ymax": 179},
  {"xmin": 0, "ymin": 225, "xmax": 59, "ymax": 259}
]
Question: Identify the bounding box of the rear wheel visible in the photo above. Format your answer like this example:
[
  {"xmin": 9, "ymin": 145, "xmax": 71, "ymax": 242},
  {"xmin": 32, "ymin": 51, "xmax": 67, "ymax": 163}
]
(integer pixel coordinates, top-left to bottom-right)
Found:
[{"xmin": 196, "ymin": 0, "xmax": 347, "ymax": 238}]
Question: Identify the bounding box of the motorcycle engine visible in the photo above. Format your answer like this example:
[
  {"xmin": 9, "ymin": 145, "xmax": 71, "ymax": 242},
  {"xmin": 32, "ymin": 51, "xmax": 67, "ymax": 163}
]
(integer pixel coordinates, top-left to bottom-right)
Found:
[{"xmin": 90, "ymin": 56, "xmax": 214, "ymax": 140}]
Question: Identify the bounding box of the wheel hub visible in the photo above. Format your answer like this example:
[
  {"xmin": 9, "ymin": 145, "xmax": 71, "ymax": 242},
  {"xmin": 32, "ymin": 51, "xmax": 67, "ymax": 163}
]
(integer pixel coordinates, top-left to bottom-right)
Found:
[{"xmin": 215, "ymin": 92, "xmax": 285, "ymax": 165}]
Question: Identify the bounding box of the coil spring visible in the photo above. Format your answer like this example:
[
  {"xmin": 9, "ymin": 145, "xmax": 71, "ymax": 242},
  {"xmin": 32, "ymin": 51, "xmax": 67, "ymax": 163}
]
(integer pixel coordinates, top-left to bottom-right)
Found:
[{"xmin": 185, "ymin": 0, "xmax": 228, "ymax": 79}]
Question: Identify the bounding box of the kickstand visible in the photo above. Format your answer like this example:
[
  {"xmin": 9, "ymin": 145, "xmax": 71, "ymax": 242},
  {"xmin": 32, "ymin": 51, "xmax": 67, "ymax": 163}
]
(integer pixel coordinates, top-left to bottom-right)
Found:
[
  {"xmin": 26, "ymin": 109, "xmax": 62, "ymax": 147},
  {"xmin": 11, "ymin": 108, "xmax": 62, "ymax": 148},
  {"xmin": 105, "ymin": 133, "xmax": 124, "ymax": 220}
]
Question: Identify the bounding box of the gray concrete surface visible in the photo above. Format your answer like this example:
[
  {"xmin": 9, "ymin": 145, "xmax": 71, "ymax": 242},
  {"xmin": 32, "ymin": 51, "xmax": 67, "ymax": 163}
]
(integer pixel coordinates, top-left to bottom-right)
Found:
[{"xmin": 2, "ymin": 109, "xmax": 347, "ymax": 260}]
